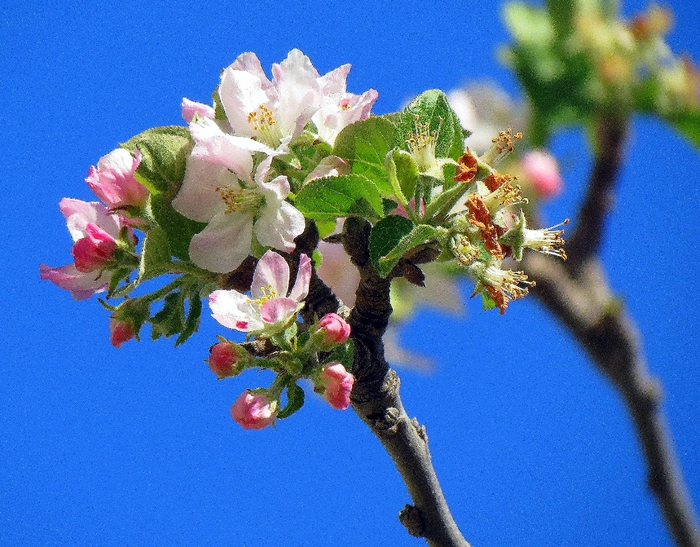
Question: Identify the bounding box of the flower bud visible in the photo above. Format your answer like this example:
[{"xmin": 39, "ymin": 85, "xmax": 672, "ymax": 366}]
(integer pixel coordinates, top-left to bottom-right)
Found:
[
  {"xmin": 86, "ymin": 148, "xmax": 148, "ymax": 209},
  {"xmin": 208, "ymin": 342, "xmax": 240, "ymax": 378},
  {"xmin": 316, "ymin": 313, "xmax": 351, "ymax": 348},
  {"xmin": 317, "ymin": 363, "xmax": 355, "ymax": 410},
  {"xmin": 231, "ymin": 390, "xmax": 277, "ymax": 430},
  {"xmin": 109, "ymin": 315, "xmax": 136, "ymax": 348},
  {"xmin": 520, "ymin": 150, "xmax": 563, "ymax": 199},
  {"xmin": 71, "ymin": 223, "xmax": 118, "ymax": 272}
]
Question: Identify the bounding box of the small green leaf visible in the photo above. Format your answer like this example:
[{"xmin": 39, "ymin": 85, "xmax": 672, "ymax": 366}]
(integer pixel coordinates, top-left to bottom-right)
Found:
[
  {"xmin": 176, "ymin": 292, "xmax": 202, "ymax": 346},
  {"xmin": 150, "ymin": 292, "xmax": 186, "ymax": 340},
  {"xmin": 138, "ymin": 226, "xmax": 172, "ymax": 282},
  {"xmin": 120, "ymin": 126, "xmax": 193, "ymax": 193},
  {"xmin": 147, "ymin": 189, "xmax": 207, "ymax": 261},
  {"xmin": 276, "ymin": 383, "xmax": 305, "ymax": 420},
  {"xmin": 325, "ymin": 341, "xmax": 355, "ymax": 372},
  {"xmin": 369, "ymin": 216, "xmax": 414, "ymax": 277},
  {"xmin": 666, "ymin": 109, "xmax": 700, "ymax": 151},
  {"xmin": 333, "ymin": 116, "xmax": 396, "ymax": 195},
  {"xmin": 295, "ymin": 174, "xmax": 383, "ymax": 222},
  {"xmin": 397, "ymin": 90, "xmax": 465, "ymax": 162},
  {"xmin": 377, "ymin": 224, "xmax": 439, "ymax": 278}
]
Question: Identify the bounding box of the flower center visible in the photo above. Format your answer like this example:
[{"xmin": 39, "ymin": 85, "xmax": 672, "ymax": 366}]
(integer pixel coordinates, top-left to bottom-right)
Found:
[
  {"xmin": 252, "ymin": 284, "xmax": 278, "ymax": 307},
  {"xmin": 216, "ymin": 184, "xmax": 265, "ymax": 214},
  {"xmin": 406, "ymin": 115, "xmax": 441, "ymax": 174},
  {"xmin": 247, "ymin": 104, "xmax": 282, "ymax": 148}
]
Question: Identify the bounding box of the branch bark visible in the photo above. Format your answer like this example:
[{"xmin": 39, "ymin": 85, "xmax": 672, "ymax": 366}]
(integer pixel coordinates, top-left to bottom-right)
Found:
[
  {"xmin": 523, "ymin": 116, "xmax": 700, "ymax": 547},
  {"xmin": 343, "ymin": 217, "xmax": 471, "ymax": 547}
]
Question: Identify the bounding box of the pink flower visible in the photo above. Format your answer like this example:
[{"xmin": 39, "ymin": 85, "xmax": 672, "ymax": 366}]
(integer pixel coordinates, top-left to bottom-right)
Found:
[
  {"xmin": 109, "ymin": 315, "xmax": 136, "ymax": 348},
  {"xmin": 318, "ymin": 363, "xmax": 354, "ymax": 410},
  {"xmin": 86, "ymin": 148, "xmax": 148, "ymax": 209},
  {"xmin": 208, "ymin": 342, "xmax": 240, "ymax": 378},
  {"xmin": 231, "ymin": 390, "xmax": 276, "ymax": 430},
  {"xmin": 520, "ymin": 150, "xmax": 563, "ymax": 199},
  {"xmin": 181, "ymin": 97, "xmax": 216, "ymax": 123},
  {"xmin": 209, "ymin": 251, "xmax": 311, "ymax": 337},
  {"xmin": 316, "ymin": 313, "xmax": 351, "ymax": 347},
  {"xmin": 40, "ymin": 198, "xmax": 135, "ymax": 300}
]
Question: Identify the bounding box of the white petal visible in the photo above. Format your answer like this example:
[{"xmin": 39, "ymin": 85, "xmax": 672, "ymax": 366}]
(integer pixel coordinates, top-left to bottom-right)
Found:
[
  {"xmin": 219, "ymin": 68, "xmax": 274, "ymax": 138},
  {"xmin": 172, "ymin": 151, "xmax": 238, "ymax": 222},
  {"xmin": 209, "ymin": 289, "xmax": 264, "ymax": 332},
  {"xmin": 188, "ymin": 211, "xmax": 254, "ymax": 273},
  {"xmin": 254, "ymin": 200, "xmax": 305, "ymax": 252}
]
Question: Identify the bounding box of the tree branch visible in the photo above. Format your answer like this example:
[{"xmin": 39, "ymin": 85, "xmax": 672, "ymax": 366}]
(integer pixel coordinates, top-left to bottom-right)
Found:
[
  {"xmin": 522, "ymin": 115, "xmax": 700, "ymax": 547},
  {"xmin": 343, "ymin": 217, "xmax": 471, "ymax": 547}
]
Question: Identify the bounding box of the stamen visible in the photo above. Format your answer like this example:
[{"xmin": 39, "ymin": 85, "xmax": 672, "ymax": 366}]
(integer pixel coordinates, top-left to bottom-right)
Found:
[{"xmin": 481, "ymin": 128, "xmax": 523, "ymax": 166}]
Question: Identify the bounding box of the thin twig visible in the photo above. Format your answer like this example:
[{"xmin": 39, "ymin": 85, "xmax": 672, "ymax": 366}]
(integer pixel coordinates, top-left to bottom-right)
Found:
[{"xmin": 523, "ymin": 115, "xmax": 700, "ymax": 547}]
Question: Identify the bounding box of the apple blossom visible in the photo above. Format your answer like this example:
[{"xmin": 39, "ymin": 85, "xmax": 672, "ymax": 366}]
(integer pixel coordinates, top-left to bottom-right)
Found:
[
  {"xmin": 209, "ymin": 251, "xmax": 311, "ymax": 337},
  {"xmin": 208, "ymin": 342, "xmax": 240, "ymax": 378},
  {"xmin": 171, "ymin": 129, "xmax": 305, "ymax": 273},
  {"xmin": 40, "ymin": 198, "xmax": 135, "ymax": 300},
  {"xmin": 313, "ymin": 63, "xmax": 378, "ymax": 146},
  {"xmin": 218, "ymin": 49, "xmax": 323, "ymax": 151},
  {"xmin": 85, "ymin": 148, "xmax": 148, "ymax": 209},
  {"xmin": 231, "ymin": 390, "xmax": 277, "ymax": 430},
  {"xmin": 317, "ymin": 363, "xmax": 355, "ymax": 410}
]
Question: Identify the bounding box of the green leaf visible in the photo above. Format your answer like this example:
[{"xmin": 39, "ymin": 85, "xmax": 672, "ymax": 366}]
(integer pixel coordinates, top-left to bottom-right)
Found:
[
  {"xmin": 146, "ymin": 187, "xmax": 207, "ymax": 261},
  {"xmin": 325, "ymin": 341, "xmax": 355, "ymax": 372},
  {"xmin": 369, "ymin": 215, "xmax": 414, "ymax": 277},
  {"xmin": 295, "ymin": 174, "xmax": 383, "ymax": 222},
  {"xmin": 667, "ymin": 109, "xmax": 700, "ymax": 151},
  {"xmin": 138, "ymin": 225, "xmax": 172, "ymax": 282},
  {"xmin": 150, "ymin": 292, "xmax": 186, "ymax": 340},
  {"xmin": 333, "ymin": 116, "xmax": 396, "ymax": 195},
  {"xmin": 276, "ymin": 383, "xmax": 305, "ymax": 420},
  {"xmin": 176, "ymin": 292, "xmax": 202, "ymax": 346},
  {"xmin": 397, "ymin": 90, "xmax": 465, "ymax": 162},
  {"xmin": 378, "ymin": 224, "xmax": 439, "ymax": 278},
  {"xmin": 120, "ymin": 126, "xmax": 193, "ymax": 193}
]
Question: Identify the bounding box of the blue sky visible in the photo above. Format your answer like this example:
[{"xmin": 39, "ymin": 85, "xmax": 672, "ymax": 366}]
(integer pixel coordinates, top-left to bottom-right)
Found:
[{"xmin": 2, "ymin": 1, "xmax": 699, "ymax": 546}]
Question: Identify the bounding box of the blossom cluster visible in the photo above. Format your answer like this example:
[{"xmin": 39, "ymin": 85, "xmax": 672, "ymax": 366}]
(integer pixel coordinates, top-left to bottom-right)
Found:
[{"xmin": 40, "ymin": 48, "xmax": 568, "ymax": 429}]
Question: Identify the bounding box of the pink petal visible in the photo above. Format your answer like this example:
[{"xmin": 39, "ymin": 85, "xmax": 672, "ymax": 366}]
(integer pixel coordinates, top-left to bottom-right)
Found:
[
  {"xmin": 288, "ymin": 253, "xmax": 311, "ymax": 303},
  {"xmin": 39, "ymin": 263, "xmax": 110, "ymax": 300},
  {"xmin": 181, "ymin": 97, "xmax": 215, "ymax": 123},
  {"xmin": 259, "ymin": 297, "xmax": 299, "ymax": 325},
  {"xmin": 251, "ymin": 251, "xmax": 290, "ymax": 299}
]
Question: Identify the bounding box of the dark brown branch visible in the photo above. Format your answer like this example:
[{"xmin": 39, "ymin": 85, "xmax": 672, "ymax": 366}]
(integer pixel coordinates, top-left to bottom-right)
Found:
[
  {"xmin": 522, "ymin": 113, "xmax": 700, "ymax": 547},
  {"xmin": 566, "ymin": 117, "xmax": 627, "ymax": 274},
  {"xmin": 343, "ymin": 217, "xmax": 471, "ymax": 547}
]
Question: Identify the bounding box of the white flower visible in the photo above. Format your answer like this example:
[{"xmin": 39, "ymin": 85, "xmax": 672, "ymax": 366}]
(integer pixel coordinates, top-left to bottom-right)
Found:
[{"xmin": 172, "ymin": 128, "xmax": 305, "ymax": 273}]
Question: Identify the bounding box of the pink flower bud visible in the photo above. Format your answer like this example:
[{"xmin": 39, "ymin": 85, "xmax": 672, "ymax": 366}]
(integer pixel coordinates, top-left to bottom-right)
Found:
[
  {"xmin": 317, "ymin": 313, "xmax": 351, "ymax": 347},
  {"xmin": 109, "ymin": 316, "xmax": 135, "ymax": 348},
  {"xmin": 208, "ymin": 342, "xmax": 240, "ymax": 378},
  {"xmin": 86, "ymin": 148, "xmax": 148, "ymax": 209},
  {"xmin": 71, "ymin": 223, "xmax": 118, "ymax": 272},
  {"xmin": 520, "ymin": 150, "xmax": 563, "ymax": 199},
  {"xmin": 231, "ymin": 391, "xmax": 276, "ymax": 430},
  {"xmin": 318, "ymin": 363, "xmax": 355, "ymax": 410}
]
